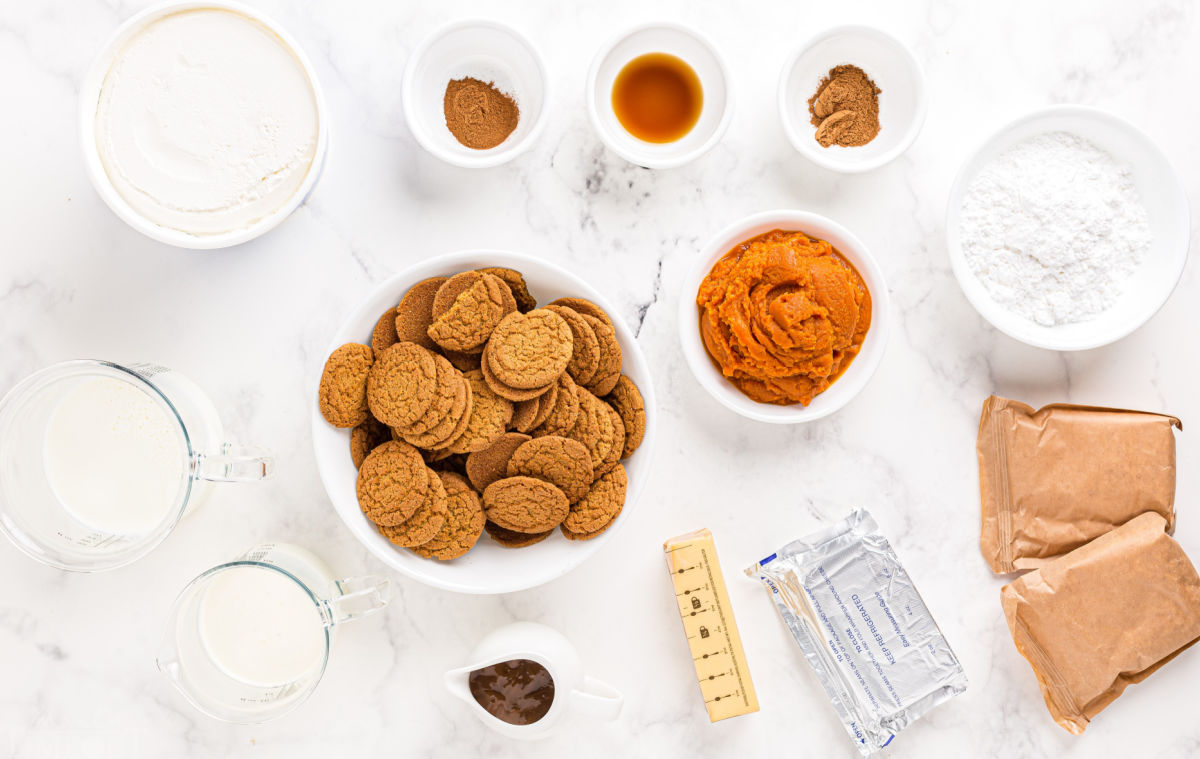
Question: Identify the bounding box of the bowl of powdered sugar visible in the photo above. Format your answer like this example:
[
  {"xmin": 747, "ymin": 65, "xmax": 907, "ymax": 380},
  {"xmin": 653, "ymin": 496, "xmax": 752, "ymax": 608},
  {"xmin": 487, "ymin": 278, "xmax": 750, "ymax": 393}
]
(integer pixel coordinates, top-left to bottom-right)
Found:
[{"xmin": 946, "ymin": 105, "xmax": 1188, "ymax": 351}]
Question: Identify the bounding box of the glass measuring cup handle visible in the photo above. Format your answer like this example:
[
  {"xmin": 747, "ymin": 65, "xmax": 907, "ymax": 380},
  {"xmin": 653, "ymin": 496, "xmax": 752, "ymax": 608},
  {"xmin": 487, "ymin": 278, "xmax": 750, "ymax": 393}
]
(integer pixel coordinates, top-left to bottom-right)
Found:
[
  {"xmin": 322, "ymin": 575, "xmax": 392, "ymax": 626},
  {"xmin": 570, "ymin": 675, "xmax": 623, "ymax": 721},
  {"xmin": 191, "ymin": 443, "xmax": 275, "ymax": 482}
]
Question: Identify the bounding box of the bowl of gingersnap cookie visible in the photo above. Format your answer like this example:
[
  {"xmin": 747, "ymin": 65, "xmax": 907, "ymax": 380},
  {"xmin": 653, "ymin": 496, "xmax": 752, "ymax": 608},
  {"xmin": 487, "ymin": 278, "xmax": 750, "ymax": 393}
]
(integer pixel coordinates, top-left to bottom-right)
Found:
[{"xmin": 312, "ymin": 250, "xmax": 655, "ymax": 594}]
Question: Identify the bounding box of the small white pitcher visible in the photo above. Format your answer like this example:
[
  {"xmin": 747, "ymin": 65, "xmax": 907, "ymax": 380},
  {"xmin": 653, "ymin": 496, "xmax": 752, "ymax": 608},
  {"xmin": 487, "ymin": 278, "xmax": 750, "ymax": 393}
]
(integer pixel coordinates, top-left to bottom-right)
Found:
[{"xmin": 444, "ymin": 621, "xmax": 623, "ymax": 739}]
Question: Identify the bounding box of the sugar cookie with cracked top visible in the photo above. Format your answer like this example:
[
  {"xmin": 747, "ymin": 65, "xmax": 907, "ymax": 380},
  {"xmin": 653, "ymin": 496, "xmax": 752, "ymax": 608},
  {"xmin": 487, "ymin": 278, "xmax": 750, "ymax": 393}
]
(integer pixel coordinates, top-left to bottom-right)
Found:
[
  {"xmin": 562, "ymin": 464, "xmax": 626, "ymax": 535},
  {"xmin": 483, "ymin": 476, "xmax": 569, "ymax": 533},
  {"xmin": 356, "ymin": 440, "xmax": 429, "ymax": 527},
  {"xmin": 371, "ymin": 307, "xmax": 400, "ymax": 355},
  {"xmin": 427, "ymin": 273, "xmax": 516, "ymax": 353},
  {"xmin": 350, "ymin": 416, "xmax": 391, "ymax": 468},
  {"xmin": 480, "ymin": 341, "xmax": 554, "ymax": 402},
  {"xmin": 411, "ymin": 471, "xmax": 484, "ymax": 560},
  {"xmin": 487, "ymin": 309, "xmax": 573, "ymax": 389},
  {"xmin": 466, "ymin": 432, "xmax": 531, "ymax": 492},
  {"xmin": 447, "ymin": 370, "xmax": 514, "ymax": 454},
  {"xmin": 379, "ymin": 467, "xmax": 448, "ymax": 547},
  {"xmin": 319, "ymin": 343, "xmax": 374, "ymax": 428},
  {"xmin": 366, "ymin": 342, "xmax": 438, "ymax": 428},
  {"xmin": 394, "ymin": 276, "xmax": 447, "ymax": 351},
  {"xmin": 479, "ymin": 267, "xmax": 536, "ymax": 313},
  {"xmin": 533, "ymin": 373, "xmax": 580, "ymax": 438},
  {"xmin": 605, "ymin": 374, "xmax": 645, "ymax": 458},
  {"xmin": 485, "ymin": 521, "xmax": 553, "ymax": 548},
  {"xmin": 507, "ymin": 435, "xmax": 594, "ymax": 503},
  {"xmin": 545, "ymin": 303, "xmax": 600, "ymax": 387}
]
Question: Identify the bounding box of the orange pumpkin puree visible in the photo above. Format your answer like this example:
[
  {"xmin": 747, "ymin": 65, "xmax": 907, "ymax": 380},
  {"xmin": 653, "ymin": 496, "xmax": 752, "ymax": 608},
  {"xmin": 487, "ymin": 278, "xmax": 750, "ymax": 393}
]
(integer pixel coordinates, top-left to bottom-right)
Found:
[{"xmin": 696, "ymin": 229, "xmax": 872, "ymax": 406}]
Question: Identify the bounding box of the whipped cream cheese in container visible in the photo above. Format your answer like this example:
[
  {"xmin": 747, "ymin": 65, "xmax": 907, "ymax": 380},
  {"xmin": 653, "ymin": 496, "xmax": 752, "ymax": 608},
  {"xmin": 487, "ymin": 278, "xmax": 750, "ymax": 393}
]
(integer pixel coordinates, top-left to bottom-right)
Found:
[
  {"xmin": 80, "ymin": 2, "xmax": 328, "ymax": 249},
  {"xmin": 747, "ymin": 510, "xmax": 967, "ymax": 757}
]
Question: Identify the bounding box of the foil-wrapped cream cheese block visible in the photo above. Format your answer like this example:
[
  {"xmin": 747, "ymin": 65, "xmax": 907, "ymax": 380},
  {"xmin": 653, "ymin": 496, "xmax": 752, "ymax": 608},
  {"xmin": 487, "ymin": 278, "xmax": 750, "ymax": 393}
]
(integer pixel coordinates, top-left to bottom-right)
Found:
[{"xmin": 746, "ymin": 510, "xmax": 966, "ymax": 756}]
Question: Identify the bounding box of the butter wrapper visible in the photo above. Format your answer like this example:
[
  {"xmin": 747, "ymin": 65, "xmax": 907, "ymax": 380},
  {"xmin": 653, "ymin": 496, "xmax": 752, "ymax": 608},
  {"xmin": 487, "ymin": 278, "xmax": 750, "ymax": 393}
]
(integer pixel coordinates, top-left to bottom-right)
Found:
[{"xmin": 746, "ymin": 510, "xmax": 967, "ymax": 756}]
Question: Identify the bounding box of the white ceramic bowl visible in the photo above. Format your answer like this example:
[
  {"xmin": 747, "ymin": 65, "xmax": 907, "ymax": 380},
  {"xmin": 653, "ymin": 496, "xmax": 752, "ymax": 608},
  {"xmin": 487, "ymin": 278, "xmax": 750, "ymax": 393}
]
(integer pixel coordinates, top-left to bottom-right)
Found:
[
  {"xmin": 403, "ymin": 20, "xmax": 549, "ymax": 169},
  {"xmin": 946, "ymin": 105, "xmax": 1190, "ymax": 351},
  {"xmin": 679, "ymin": 210, "xmax": 890, "ymax": 424},
  {"xmin": 313, "ymin": 251, "xmax": 657, "ymax": 594},
  {"xmin": 79, "ymin": 0, "xmax": 329, "ymax": 250},
  {"xmin": 586, "ymin": 23, "xmax": 733, "ymax": 169},
  {"xmin": 779, "ymin": 25, "xmax": 926, "ymax": 173}
]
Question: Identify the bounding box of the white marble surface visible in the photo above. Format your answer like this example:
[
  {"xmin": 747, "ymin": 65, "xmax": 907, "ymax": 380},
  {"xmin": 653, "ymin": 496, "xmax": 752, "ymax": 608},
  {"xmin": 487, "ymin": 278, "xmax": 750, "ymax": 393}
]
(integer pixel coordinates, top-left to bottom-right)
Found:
[{"xmin": 2, "ymin": 0, "xmax": 1199, "ymax": 756}]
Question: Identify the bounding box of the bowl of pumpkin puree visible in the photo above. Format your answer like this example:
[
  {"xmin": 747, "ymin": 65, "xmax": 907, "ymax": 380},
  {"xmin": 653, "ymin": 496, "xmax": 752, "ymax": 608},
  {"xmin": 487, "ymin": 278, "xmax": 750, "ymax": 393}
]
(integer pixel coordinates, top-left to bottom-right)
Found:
[{"xmin": 679, "ymin": 210, "xmax": 889, "ymax": 423}]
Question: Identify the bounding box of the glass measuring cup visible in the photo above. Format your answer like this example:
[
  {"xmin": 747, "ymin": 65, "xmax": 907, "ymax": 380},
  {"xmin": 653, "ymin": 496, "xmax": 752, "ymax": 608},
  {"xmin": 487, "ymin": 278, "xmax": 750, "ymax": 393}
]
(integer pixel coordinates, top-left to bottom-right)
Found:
[
  {"xmin": 157, "ymin": 543, "xmax": 391, "ymax": 723},
  {"xmin": 0, "ymin": 360, "xmax": 273, "ymax": 571}
]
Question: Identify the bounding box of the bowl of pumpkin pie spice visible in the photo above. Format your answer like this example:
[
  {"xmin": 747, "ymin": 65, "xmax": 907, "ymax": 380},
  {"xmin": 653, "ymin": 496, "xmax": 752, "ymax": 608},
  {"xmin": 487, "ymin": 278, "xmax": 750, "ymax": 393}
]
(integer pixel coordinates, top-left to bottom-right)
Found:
[{"xmin": 778, "ymin": 25, "xmax": 927, "ymax": 173}]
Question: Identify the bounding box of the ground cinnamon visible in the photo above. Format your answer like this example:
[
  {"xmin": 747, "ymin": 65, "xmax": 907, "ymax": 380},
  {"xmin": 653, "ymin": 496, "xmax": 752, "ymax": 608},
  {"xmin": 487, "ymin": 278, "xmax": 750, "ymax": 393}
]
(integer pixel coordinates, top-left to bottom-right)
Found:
[
  {"xmin": 807, "ymin": 65, "xmax": 881, "ymax": 148},
  {"xmin": 443, "ymin": 77, "xmax": 519, "ymax": 150}
]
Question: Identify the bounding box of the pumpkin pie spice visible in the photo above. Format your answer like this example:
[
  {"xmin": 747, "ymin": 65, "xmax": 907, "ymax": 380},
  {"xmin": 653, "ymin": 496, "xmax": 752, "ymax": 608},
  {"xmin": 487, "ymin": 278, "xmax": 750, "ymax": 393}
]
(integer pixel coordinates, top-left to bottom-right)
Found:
[
  {"xmin": 807, "ymin": 64, "xmax": 881, "ymax": 148},
  {"xmin": 443, "ymin": 77, "xmax": 519, "ymax": 150}
]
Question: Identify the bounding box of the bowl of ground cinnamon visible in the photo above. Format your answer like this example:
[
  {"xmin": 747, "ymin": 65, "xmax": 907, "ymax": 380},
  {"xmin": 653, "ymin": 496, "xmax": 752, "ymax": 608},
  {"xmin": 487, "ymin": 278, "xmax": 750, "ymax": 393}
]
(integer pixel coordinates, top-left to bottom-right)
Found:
[
  {"xmin": 403, "ymin": 20, "xmax": 549, "ymax": 168},
  {"xmin": 778, "ymin": 25, "xmax": 926, "ymax": 173}
]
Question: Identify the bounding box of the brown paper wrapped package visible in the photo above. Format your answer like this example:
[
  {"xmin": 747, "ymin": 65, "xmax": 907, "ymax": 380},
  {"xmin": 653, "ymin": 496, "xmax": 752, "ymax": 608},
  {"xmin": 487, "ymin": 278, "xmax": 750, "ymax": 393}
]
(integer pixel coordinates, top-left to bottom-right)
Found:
[
  {"xmin": 1001, "ymin": 512, "xmax": 1200, "ymax": 734},
  {"xmin": 977, "ymin": 395, "xmax": 1180, "ymax": 573}
]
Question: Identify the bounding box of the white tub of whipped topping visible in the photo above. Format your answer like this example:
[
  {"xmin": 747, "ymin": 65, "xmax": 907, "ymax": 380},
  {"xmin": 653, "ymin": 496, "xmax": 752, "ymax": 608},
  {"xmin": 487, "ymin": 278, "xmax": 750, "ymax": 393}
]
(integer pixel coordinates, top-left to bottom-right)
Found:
[
  {"xmin": 80, "ymin": 1, "xmax": 328, "ymax": 249},
  {"xmin": 746, "ymin": 510, "xmax": 967, "ymax": 757}
]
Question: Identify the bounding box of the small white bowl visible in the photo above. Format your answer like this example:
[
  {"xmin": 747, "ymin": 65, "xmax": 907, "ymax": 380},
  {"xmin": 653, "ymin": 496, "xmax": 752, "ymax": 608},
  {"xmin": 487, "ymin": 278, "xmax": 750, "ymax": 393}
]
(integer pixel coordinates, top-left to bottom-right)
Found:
[
  {"xmin": 779, "ymin": 25, "xmax": 926, "ymax": 173},
  {"xmin": 79, "ymin": 0, "xmax": 329, "ymax": 250},
  {"xmin": 403, "ymin": 20, "xmax": 549, "ymax": 169},
  {"xmin": 586, "ymin": 23, "xmax": 733, "ymax": 169},
  {"xmin": 312, "ymin": 251, "xmax": 657, "ymax": 594},
  {"xmin": 946, "ymin": 105, "xmax": 1190, "ymax": 351},
  {"xmin": 679, "ymin": 210, "xmax": 890, "ymax": 424}
]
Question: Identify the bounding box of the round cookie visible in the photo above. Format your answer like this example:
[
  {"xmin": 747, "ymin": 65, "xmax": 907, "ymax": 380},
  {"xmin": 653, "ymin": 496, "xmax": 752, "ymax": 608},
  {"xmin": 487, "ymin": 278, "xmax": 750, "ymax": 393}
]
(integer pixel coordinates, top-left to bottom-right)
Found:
[
  {"xmin": 394, "ymin": 276, "xmax": 447, "ymax": 351},
  {"xmin": 431, "ymin": 271, "xmax": 484, "ymax": 320},
  {"xmin": 562, "ymin": 464, "xmax": 626, "ymax": 535},
  {"xmin": 366, "ymin": 342, "xmax": 438, "ymax": 429},
  {"xmin": 507, "ymin": 435, "xmax": 594, "ymax": 503},
  {"xmin": 379, "ymin": 468, "xmax": 448, "ymax": 547},
  {"xmin": 401, "ymin": 371, "xmax": 471, "ymax": 450},
  {"xmin": 483, "ymin": 476, "xmax": 569, "ymax": 534},
  {"xmin": 561, "ymin": 511, "xmax": 622, "ymax": 541},
  {"xmin": 605, "ymin": 375, "xmax": 646, "ymax": 458},
  {"xmin": 371, "ymin": 307, "xmax": 400, "ymax": 356},
  {"xmin": 480, "ymin": 341, "xmax": 554, "ymax": 402},
  {"xmin": 533, "ymin": 373, "xmax": 580, "ymax": 437},
  {"xmin": 319, "ymin": 343, "xmax": 374, "ymax": 428},
  {"xmin": 412, "ymin": 471, "xmax": 485, "ymax": 560},
  {"xmin": 447, "ymin": 370, "xmax": 514, "ymax": 454},
  {"xmin": 545, "ymin": 304, "xmax": 600, "ymax": 387},
  {"xmin": 356, "ymin": 440, "xmax": 429, "ymax": 527},
  {"xmin": 511, "ymin": 397, "xmax": 540, "ymax": 433},
  {"xmin": 443, "ymin": 348, "xmax": 480, "ymax": 372},
  {"xmin": 596, "ymin": 401, "xmax": 626, "ymax": 476},
  {"xmin": 549, "ymin": 297, "xmax": 614, "ymax": 330},
  {"xmin": 565, "ymin": 388, "xmax": 618, "ymax": 473},
  {"xmin": 486, "ymin": 309, "xmax": 572, "ymax": 390},
  {"xmin": 427, "ymin": 273, "xmax": 516, "ymax": 352},
  {"xmin": 486, "ymin": 521, "xmax": 552, "ymax": 548},
  {"xmin": 581, "ymin": 313, "xmax": 622, "ymax": 396},
  {"xmin": 397, "ymin": 353, "xmax": 459, "ymax": 436},
  {"xmin": 350, "ymin": 416, "xmax": 391, "ymax": 468},
  {"xmin": 466, "ymin": 432, "xmax": 530, "ymax": 492},
  {"xmin": 479, "ymin": 267, "xmax": 536, "ymax": 313},
  {"xmin": 528, "ymin": 378, "xmax": 559, "ymax": 430}
]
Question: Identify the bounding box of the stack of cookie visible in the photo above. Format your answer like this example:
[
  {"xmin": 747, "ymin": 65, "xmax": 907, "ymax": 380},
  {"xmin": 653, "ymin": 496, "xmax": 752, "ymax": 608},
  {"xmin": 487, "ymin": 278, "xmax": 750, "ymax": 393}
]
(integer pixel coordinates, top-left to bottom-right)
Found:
[{"xmin": 318, "ymin": 267, "xmax": 647, "ymax": 561}]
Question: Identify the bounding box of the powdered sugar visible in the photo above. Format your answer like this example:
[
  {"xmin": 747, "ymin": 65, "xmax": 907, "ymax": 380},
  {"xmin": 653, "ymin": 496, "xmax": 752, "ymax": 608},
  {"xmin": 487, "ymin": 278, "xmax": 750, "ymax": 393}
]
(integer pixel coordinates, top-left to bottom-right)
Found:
[{"xmin": 959, "ymin": 131, "xmax": 1152, "ymax": 327}]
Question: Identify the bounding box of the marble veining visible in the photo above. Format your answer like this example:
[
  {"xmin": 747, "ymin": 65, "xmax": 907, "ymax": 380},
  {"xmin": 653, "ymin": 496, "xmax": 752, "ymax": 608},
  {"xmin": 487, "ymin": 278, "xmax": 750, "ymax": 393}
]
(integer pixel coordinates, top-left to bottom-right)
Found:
[{"xmin": 1, "ymin": 0, "xmax": 1198, "ymax": 757}]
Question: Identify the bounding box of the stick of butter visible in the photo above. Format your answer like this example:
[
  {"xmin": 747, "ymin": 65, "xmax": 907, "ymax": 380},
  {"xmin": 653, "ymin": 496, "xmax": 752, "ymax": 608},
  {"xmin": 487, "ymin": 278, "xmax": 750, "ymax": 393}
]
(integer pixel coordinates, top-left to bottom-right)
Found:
[{"xmin": 664, "ymin": 528, "xmax": 759, "ymax": 722}]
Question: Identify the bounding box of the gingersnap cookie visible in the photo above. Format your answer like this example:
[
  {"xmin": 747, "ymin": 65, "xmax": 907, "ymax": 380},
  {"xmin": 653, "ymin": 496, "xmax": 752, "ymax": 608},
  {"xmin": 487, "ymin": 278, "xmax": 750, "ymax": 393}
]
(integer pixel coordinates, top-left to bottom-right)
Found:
[
  {"xmin": 371, "ymin": 307, "xmax": 400, "ymax": 356},
  {"xmin": 485, "ymin": 521, "xmax": 552, "ymax": 548},
  {"xmin": 533, "ymin": 373, "xmax": 580, "ymax": 437},
  {"xmin": 507, "ymin": 435, "xmax": 594, "ymax": 503},
  {"xmin": 394, "ymin": 276, "xmax": 447, "ymax": 351},
  {"xmin": 561, "ymin": 512, "xmax": 622, "ymax": 541},
  {"xmin": 562, "ymin": 464, "xmax": 626, "ymax": 535},
  {"xmin": 431, "ymin": 271, "xmax": 483, "ymax": 320},
  {"xmin": 511, "ymin": 397, "xmax": 540, "ymax": 433},
  {"xmin": 319, "ymin": 343, "xmax": 374, "ymax": 428},
  {"xmin": 528, "ymin": 378, "xmax": 559, "ymax": 430},
  {"xmin": 486, "ymin": 309, "xmax": 573, "ymax": 390},
  {"xmin": 447, "ymin": 370, "xmax": 514, "ymax": 454},
  {"xmin": 564, "ymin": 388, "xmax": 618, "ymax": 473},
  {"xmin": 443, "ymin": 348, "xmax": 480, "ymax": 372},
  {"xmin": 606, "ymin": 374, "xmax": 645, "ymax": 458},
  {"xmin": 545, "ymin": 304, "xmax": 600, "ymax": 387},
  {"xmin": 427, "ymin": 273, "xmax": 516, "ymax": 352},
  {"xmin": 412, "ymin": 471, "xmax": 485, "ymax": 560},
  {"xmin": 580, "ymin": 313, "xmax": 622, "ymax": 396},
  {"xmin": 396, "ymin": 353, "xmax": 459, "ymax": 436},
  {"xmin": 466, "ymin": 432, "xmax": 531, "ymax": 492},
  {"xmin": 596, "ymin": 401, "xmax": 626, "ymax": 477},
  {"xmin": 479, "ymin": 267, "xmax": 536, "ymax": 313},
  {"xmin": 366, "ymin": 342, "xmax": 438, "ymax": 429},
  {"xmin": 400, "ymin": 370, "xmax": 471, "ymax": 450},
  {"xmin": 549, "ymin": 297, "xmax": 613, "ymax": 330},
  {"xmin": 350, "ymin": 416, "xmax": 391, "ymax": 468},
  {"xmin": 480, "ymin": 341, "xmax": 554, "ymax": 402},
  {"xmin": 483, "ymin": 476, "xmax": 570, "ymax": 533},
  {"xmin": 356, "ymin": 440, "xmax": 429, "ymax": 527},
  {"xmin": 378, "ymin": 467, "xmax": 448, "ymax": 547}
]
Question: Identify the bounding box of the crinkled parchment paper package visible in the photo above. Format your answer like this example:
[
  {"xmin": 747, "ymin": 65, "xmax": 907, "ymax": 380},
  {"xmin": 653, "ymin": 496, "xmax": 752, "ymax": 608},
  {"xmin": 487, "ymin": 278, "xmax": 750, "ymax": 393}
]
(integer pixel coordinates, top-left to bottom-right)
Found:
[
  {"xmin": 978, "ymin": 395, "xmax": 1181, "ymax": 573},
  {"xmin": 1001, "ymin": 512, "xmax": 1200, "ymax": 734}
]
